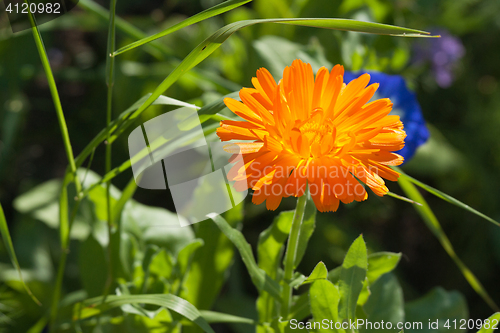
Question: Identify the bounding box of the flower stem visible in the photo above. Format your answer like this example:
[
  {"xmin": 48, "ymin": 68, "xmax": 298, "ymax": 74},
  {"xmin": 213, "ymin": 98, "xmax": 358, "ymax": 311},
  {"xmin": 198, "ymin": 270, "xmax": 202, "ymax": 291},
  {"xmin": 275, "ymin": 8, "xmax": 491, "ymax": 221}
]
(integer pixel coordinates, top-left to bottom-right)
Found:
[{"xmin": 281, "ymin": 191, "xmax": 308, "ymax": 319}]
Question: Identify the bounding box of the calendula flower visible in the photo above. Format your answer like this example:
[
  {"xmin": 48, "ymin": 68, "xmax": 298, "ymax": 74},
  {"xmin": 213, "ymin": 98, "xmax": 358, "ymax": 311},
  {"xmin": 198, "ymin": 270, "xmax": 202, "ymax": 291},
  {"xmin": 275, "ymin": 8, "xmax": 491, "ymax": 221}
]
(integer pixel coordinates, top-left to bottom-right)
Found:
[{"xmin": 217, "ymin": 59, "xmax": 406, "ymax": 212}]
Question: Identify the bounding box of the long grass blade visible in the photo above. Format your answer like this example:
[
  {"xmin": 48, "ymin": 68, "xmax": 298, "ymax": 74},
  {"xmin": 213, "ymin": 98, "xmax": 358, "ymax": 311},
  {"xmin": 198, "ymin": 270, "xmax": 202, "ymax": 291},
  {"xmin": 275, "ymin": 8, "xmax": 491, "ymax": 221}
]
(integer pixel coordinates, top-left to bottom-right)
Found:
[
  {"xmin": 0, "ymin": 202, "xmax": 41, "ymax": 305},
  {"xmin": 395, "ymin": 167, "xmax": 500, "ymax": 228},
  {"xmin": 74, "ymin": 294, "xmax": 215, "ymax": 333},
  {"xmin": 114, "ymin": 17, "xmax": 432, "ymax": 56},
  {"xmin": 398, "ymin": 175, "xmax": 499, "ymax": 312},
  {"xmin": 24, "ymin": 1, "xmax": 79, "ymax": 192}
]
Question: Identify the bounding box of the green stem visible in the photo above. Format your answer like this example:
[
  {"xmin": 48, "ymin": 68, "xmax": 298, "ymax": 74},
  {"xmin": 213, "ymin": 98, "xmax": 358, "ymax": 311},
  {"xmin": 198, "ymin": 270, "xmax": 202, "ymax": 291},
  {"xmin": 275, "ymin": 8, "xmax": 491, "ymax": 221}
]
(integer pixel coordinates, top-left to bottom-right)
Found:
[
  {"xmin": 49, "ymin": 199, "xmax": 81, "ymax": 332},
  {"xmin": 281, "ymin": 191, "xmax": 308, "ymax": 318},
  {"xmin": 103, "ymin": 0, "xmax": 118, "ymax": 295}
]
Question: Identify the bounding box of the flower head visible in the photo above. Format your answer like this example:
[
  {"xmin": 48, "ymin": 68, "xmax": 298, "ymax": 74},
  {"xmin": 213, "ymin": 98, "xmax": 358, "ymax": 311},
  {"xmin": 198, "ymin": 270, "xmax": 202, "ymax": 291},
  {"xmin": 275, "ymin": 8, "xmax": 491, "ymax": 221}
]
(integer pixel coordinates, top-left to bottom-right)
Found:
[
  {"xmin": 217, "ymin": 59, "xmax": 406, "ymax": 212},
  {"xmin": 343, "ymin": 71, "xmax": 429, "ymax": 161}
]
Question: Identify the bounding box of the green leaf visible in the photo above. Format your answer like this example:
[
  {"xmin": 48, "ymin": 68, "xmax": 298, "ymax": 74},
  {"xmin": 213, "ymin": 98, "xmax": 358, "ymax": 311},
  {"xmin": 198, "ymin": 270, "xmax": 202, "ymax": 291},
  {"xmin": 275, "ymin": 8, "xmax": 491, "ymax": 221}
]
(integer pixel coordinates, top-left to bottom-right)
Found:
[
  {"xmin": 405, "ymin": 287, "xmax": 468, "ymax": 333},
  {"xmin": 114, "ymin": 0, "xmax": 253, "ymax": 56},
  {"xmin": 361, "ymin": 273, "xmax": 404, "ymax": 333},
  {"xmin": 477, "ymin": 313, "xmax": 500, "ymax": 333},
  {"xmin": 258, "ymin": 211, "xmax": 293, "ymax": 277},
  {"xmin": 303, "ymin": 262, "xmax": 328, "ymax": 285},
  {"xmin": 294, "ymin": 196, "xmax": 316, "ymax": 268},
  {"xmin": 75, "ymin": 294, "xmax": 215, "ymax": 333},
  {"xmin": 366, "ymin": 252, "xmax": 401, "ymax": 285},
  {"xmin": 176, "ymin": 239, "xmax": 205, "ymax": 278},
  {"xmin": 396, "ymin": 167, "xmax": 500, "ymax": 228},
  {"xmin": 309, "ymin": 280, "xmax": 344, "ymax": 332},
  {"xmin": 257, "ymin": 210, "xmax": 293, "ymax": 323},
  {"xmin": 122, "ymin": 200, "xmax": 194, "ymax": 255},
  {"xmin": 0, "ymin": 202, "xmax": 41, "ymax": 305},
  {"xmin": 209, "ymin": 213, "xmax": 282, "ymax": 301},
  {"xmin": 338, "ymin": 235, "xmax": 368, "ymax": 321},
  {"xmin": 78, "ymin": 234, "xmax": 108, "ymax": 297},
  {"xmin": 398, "ymin": 173, "xmax": 499, "ymax": 312}
]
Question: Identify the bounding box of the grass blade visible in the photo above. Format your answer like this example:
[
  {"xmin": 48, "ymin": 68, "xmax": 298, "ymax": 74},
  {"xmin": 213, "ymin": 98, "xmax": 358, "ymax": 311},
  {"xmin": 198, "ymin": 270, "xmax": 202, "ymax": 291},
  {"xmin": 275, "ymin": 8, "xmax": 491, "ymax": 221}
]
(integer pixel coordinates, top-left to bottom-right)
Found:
[
  {"xmin": 398, "ymin": 174, "xmax": 499, "ymax": 312},
  {"xmin": 395, "ymin": 167, "xmax": 500, "ymax": 228},
  {"xmin": 199, "ymin": 310, "xmax": 256, "ymax": 325},
  {"xmin": 0, "ymin": 202, "xmax": 41, "ymax": 306},
  {"xmin": 24, "ymin": 1, "xmax": 79, "ymax": 189},
  {"xmin": 74, "ymin": 294, "xmax": 215, "ymax": 333},
  {"xmin": 208, "ymin": 213, "xmax": 282, "ymax": 301},
  {"xmin": 115, "ymin": 17, "xmax": 432, "ymax": 57},
  {"xmin": 114, "ymin": 0, "xmax": 253, "ymax": 56}
]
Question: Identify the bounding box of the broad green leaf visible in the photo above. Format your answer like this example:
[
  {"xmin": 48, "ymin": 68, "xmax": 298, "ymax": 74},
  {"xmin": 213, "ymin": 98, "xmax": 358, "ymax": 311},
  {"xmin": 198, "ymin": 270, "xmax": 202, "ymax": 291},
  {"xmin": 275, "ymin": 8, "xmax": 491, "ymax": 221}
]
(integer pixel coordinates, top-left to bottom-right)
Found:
[
  {"xmin": 405, "ymin": 287, "xmax": 468, "ymax": 333},
  {"xmin": 361, "ymin": 273, "xmax": 404, "ymax": 333},
  {"xmin": 309, "ymin": 280, "xmax": 344, "ymax": 332},
  {"xmin": 366, "ymin": 252, "xmax": 401, "ymax": 285},
  {"xmin": 294, "ymin": 196, "xmax": 316, "ymax": 268},
  {"xmin": 209, "ymin": 213, "xmax": 282, "ymax": 301},
  {"xmin": 13, "ymin": 179, "xmax": 62, "ymax": 228},
  {"xmin": 78, "ymin": 234, "xmax": 108, "ymax": 297},
  {"xmin": 199, "ymin": 310, "xmax": 256, "ymax": 325},
  {"xmin": 149, "ymin": 248, "xmax": 174, "ymax": 280},
  {"xmin": 122, "ymin": 200, "xmax": 194, "ymax": 255},
  {"xmin": 396, "ymin": 167, "xmax": 500, "ymax": 228},
  {"xmin": 257, "ymin": 210, "xmax": 293, "ymax": 323},
  {"xmin": 258, "ymin": 211, "xmax": 293, "ymax": 276},
  {"xmin": 477, "ymin": 313, "xmax": 500, "ymax": 333},
  {"xmin": 114, "ymin": 0, "xmax": 253, "ymax": 56},
  {"xmin": 176, "ymin": 239, "xmax": 205, "ymax": 278},
  {"xmin": 398, "ymin": 174, "xmax": 499, "ymax": 311},
  {"xmin": 0, "ymin": 202, "xmax": 41, "ymax": 305},
  {"xmin": 303, "ymin": 262, "xmax": 328, "ymax": 285},
  {"xmin": 338, "ymin": 235, "xmax": 368, "ymax": 321},
  {"xmin": 74, "ymin": 294, "xmax": 215, "ymax": 333}
]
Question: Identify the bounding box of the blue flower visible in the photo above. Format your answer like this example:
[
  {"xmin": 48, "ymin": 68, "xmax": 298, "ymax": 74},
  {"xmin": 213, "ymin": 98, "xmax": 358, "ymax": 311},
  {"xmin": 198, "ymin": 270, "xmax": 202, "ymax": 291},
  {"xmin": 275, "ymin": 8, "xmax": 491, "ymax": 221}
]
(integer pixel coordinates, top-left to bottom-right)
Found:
[{"xmin": 344, "ymin": 71, "xmax": 430, "ymax": 162}]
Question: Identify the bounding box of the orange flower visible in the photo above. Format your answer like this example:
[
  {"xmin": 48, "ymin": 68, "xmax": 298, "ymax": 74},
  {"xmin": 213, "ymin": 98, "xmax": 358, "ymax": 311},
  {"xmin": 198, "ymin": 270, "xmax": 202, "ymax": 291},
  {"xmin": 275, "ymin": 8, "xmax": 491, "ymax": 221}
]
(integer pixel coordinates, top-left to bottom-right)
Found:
[{"xmin": 217, "ymin": 59, "xmax": 405, "ymax": 212}]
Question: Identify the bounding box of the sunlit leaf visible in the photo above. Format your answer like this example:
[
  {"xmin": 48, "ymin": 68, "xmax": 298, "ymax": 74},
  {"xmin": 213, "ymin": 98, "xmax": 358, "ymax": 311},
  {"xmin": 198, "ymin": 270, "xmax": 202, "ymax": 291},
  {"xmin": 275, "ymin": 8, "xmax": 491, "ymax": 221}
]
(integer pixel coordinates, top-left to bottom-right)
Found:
[{"xmin": 338, "ymin": 235, "xmax": 367, "ymax": 322}]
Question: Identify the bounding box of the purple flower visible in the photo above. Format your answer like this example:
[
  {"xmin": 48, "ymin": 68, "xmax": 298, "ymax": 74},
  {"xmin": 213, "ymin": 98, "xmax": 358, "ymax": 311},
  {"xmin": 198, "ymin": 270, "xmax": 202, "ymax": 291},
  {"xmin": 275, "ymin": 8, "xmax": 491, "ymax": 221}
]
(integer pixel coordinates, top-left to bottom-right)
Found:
[
  {"xmin": 413, "ymin": 29, "xmax": 465, "ymax": 88},
  {"xmin": 344, "ymin": 71, "xmax": 430, "ymax": 162}
]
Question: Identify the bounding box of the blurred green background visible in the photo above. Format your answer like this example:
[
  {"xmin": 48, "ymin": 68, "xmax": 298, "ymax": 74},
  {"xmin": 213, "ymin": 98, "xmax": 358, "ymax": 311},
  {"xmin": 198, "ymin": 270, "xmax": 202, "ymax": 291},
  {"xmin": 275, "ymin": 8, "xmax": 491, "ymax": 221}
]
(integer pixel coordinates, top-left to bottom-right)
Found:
[{"xmin": 1, "ymin": 0, "xmax": 500, "ymax": 331}]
